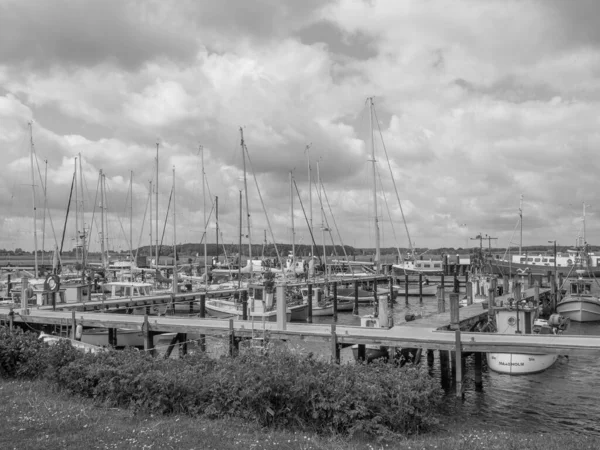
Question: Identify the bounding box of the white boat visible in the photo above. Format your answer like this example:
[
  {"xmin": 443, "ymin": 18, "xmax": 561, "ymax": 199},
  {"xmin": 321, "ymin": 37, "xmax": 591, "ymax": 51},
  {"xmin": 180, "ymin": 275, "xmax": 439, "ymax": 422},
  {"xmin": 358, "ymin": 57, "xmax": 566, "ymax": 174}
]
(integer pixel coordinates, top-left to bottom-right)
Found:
[
  {"xmin": 92, "ymin": 281, "xmax": 169, "ymax": 315},
  {"xmin": 392, "ymin": 283, "xmax": 438, "ymax": 297},
  {"xmin": 556, "ymin": 272, "xmax": 600, "ymax": 322},
  {"xmin": 205, "ymin": 283, "xmax": 292, "ymax": 322},
  {"xmin": 486, "ymin": 303, "xmax": 570, "ymax": 375},
  {"xmin": 351, "ymin": 315, "xmax": 389, "ymax": 362},
  {"xmin": 299, "ymin": 286, "xmax": 334, "ymax": 316},
  {"xmin": 40, "ymin": 332, "xmax": 107, "ymax": 353},
  {"xmin": 392, "ymin": 257, "xmax": 444, "ymax": 275}
]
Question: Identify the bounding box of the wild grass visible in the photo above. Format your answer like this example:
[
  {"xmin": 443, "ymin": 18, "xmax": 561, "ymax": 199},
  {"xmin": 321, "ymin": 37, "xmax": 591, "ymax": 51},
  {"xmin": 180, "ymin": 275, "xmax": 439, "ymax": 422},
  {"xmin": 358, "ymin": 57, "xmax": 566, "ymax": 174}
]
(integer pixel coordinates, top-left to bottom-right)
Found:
[{"xmin": 1, "ymin": 379, "xmax": 599, "ymax": 450}]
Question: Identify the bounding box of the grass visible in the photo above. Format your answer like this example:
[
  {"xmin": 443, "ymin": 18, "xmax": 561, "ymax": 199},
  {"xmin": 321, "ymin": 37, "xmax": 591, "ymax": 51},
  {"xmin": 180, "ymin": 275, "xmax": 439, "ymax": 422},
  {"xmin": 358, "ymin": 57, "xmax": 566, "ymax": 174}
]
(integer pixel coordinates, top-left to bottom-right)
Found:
[{"xmin": 1, "ymin": 379, "xmax": 599, "ymax": 450}]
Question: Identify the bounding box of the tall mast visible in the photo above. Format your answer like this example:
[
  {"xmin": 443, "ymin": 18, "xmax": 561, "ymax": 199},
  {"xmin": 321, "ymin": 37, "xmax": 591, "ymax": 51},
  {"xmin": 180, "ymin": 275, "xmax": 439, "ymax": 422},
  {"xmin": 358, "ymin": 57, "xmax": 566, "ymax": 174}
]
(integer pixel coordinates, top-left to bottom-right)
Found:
[
  {"xmin": 317, "ymin": 160, "xmax": 326, "ymax": 269},
  {"xmin": 155, "ymin": 141, "xmax": 159, "ymax": 268},
  {"xmin": 172, "ymin": 166, "xmax": 177, "ymax": 294},
  {"xmin": 149, "ymin": 180, "xmax": 153, "ymax": 273},
  {"xmin": 79, "ymin": 154, "xmax": 86, "ymax": 280},
  {"xmin": 201, "ymin": 145, "xmax": 208, "ymax": 286},
  {"xmin": 519, "ymin": 194, "xmax": 523, "ymax": 255},
  {"xmin": 29, "ymin": 122, "xmax": 39, "ymax": 277},
  {"xmin": 290, "ymin": 171, "xmax": 295, "ymax": 261},
  {"xmin": 215, "ymin": 196, "xmax": 219, "ymax": 263},
  {"xmin": 306, "ymin": 144, "xmax": 313, "ymax": 260},
  {"xmin": 74, "ymin": 157, "xmax": 79, "ymax": 263},
  {"xmin": 583, "ymin": 202, "xmax": 587, "ymax": 246},
  {"xmin": 238, "ymin": 189, "xmax": 242, "ymax": 289},
  {"xmin": 129, "ymin": 170, "xmax": 134, "ymax": 264},
  {"xmin": 99, "ymin": 170, "xmax": 106, "ymax": 269},
  {"xmin": 103, "ymin": 173, "xmax": 109, "ymax": 265},
  {"xmin": 240, "ymin": 128, "xmax": 252, "ymax": 275},
  {"xmin": 41, "ymin": 159, "xmax": 48, "ymax": 268},
  {"xmin": 368, "ymin": 97, "xmax": 380, "ymax": 273}
]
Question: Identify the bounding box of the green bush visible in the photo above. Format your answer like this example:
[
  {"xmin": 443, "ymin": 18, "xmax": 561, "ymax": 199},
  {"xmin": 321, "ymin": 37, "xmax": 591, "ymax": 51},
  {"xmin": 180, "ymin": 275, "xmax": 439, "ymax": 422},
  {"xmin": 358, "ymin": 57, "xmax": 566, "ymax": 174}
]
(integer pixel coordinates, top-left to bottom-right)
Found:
[{"xmin": 0, "ymin": 327, "xmax": 443, "ymax": 439}]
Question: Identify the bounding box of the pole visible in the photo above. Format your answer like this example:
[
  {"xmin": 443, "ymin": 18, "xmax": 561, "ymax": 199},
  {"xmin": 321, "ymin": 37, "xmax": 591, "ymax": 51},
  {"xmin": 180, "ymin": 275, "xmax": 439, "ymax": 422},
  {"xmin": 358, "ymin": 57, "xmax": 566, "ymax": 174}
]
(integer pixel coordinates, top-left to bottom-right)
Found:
[
  {"xmin": 202, "ymin": 145, "xmax": 208, "ymax": 289},
  {"xmin": 240, "ymin": 128, "xmax": 252, "ymax": 278},
  {"xmin": 215, "ymin": 196, "xmax": 219, "ymax": 263},
  {"xmin": 29, "ymin": 122, "xmax": 39, "ymax": 277},
  {"xmin": 155, "ymin": 141, "xmax": 159, "ymax": 272},
  {"xmin": 172, "ymin": 167, "xmax": 177, "ymax": 295},
  {"xmin": 368, "ymin": 97, "xmax": 380, "ymax": 273}
]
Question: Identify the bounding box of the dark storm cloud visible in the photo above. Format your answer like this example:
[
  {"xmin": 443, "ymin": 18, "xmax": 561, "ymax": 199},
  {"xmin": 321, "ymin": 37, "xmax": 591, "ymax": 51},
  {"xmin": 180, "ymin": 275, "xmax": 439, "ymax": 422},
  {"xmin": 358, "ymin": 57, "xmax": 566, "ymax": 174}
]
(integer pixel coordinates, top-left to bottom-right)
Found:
[{"xmin": 0, "ymin": 0, "xmax": 196, "ymax": 70}]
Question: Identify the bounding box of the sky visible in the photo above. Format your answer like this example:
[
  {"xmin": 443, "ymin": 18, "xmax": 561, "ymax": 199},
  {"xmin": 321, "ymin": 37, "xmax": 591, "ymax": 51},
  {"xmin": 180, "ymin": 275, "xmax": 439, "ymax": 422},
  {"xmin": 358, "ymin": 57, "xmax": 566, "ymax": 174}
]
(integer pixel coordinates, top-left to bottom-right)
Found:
[{"xmin": 1, "ymin": 0, "xmax": 600, "ymax": 256}]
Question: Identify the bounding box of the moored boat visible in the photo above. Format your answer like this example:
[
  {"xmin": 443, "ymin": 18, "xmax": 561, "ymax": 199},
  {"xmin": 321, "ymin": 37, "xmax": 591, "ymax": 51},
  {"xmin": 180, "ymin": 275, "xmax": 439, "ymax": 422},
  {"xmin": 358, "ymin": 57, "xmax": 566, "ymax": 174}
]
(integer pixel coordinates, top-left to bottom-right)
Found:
[
  {"xmin": 485, "ymin": 302, "xmax": 570, "ymax": 375},
  {"xmin": 556, "ymin": 272, "xmax": 600, "ymax": 322}
]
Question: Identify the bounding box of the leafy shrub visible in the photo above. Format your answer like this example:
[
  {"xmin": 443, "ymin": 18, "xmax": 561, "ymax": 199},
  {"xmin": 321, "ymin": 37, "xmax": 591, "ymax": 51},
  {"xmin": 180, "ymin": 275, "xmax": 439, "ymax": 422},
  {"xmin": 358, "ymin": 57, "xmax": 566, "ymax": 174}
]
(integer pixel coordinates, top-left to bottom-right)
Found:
[{"xmin": 0, "ymin": 326, "xmax": 443, "ymax": 439}]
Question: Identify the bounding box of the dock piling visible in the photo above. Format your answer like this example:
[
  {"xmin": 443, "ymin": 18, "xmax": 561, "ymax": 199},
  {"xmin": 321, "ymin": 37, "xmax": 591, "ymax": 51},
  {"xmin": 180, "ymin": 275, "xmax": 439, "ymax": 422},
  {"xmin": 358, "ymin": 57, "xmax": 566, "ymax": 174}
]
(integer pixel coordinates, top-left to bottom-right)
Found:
[
  {"xmin": 143, "ymin": 314, "xmax": 155, "ymax": 356},
  {"xmin": 455, "ymin": 329, "xmax": 463, "ymax": 397},
  {"xmin": 307, "ymin": 283, "xmax": 313, "ymax": 323},
  {"xmin": 404, "ymin": 274, "xmax": 409, "ymax": 305},
  {"xmin": 449, "ymin": 293, "xmax": 459, "ymax": 329},
  {"xmin": 199, "ymin": 294, "xmax": 206, "ymax": 352},
  {"xmin": 436, "ymin": 285, "xmax": 445, "ymax": 313},
  {"xmin": 330, "ymin": 324, "xmax": 340, "ymax": 364},
  {"xmin": 419, "ymin": 273, "xmax": 423, "ymax": 303},
  {"xmin": 332, "ymin": 282, "xmax": 338, "ymax": 322},
  {"xmin": 353, "ymin": 280, "xmax": 359, "ymax": 315}
]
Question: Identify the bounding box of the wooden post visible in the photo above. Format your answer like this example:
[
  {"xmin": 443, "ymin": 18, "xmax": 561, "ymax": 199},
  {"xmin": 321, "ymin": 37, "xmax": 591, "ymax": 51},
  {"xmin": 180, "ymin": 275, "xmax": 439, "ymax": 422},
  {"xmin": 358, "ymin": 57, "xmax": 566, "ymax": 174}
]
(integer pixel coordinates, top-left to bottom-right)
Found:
[
  {"xmin": 179, "ymin": 333, "xmax": 188, "ymax": 357},
  {"xmin": 71, "ymin": 311, "xmax": 77, "ymax": 340},
  {"xmin": 534, "ymin": 281, "xmax": 540, "ymax": 304},
  {"xmin": 449, "ymin": 293, "xmax": 459, "ymax": 330},
  {"xmin": 52, "ymin": 291, "xmax": 56, "ymax": 311},
  {"xmin": 228, "ymin": 318, "xmax": 239, "ymax": 357},
  {"xmin": 108, "ymin": 328, "xmax": 117, "ymax": 347},
  {"xmin": 332, "ymin": 281, "xmax": 338, "ymax": 321},
  {"xmin": 143, "ymin": 314, "xmax": 155, "ymax": 356},
  {"xmin": 276, "ymin": 285, "xmax": 286, "ymax": 330},
  {"xmin": 528, "ymin": 272, "xmax": 533, "ymax": 289},
  {"xmin": 455, "ymin": 329, "xmax": 463, "ymax": 398},
  {"xmin": 418, "ymin": 273, "xmax": 423, "ymax": 303},
  {"xmin": 307, "ymin": 283, "xmax": 313, "ymax": 323},
  {"xmin": 388, "ymin": 276, "xmax": 394, "ymax": 304},
  {"xmin": 439, "ymin": 350, "xmax": 450, "ymax": 388},
  {"xmin": 189, "ymin": 300, "xmax": 194, "ymax": 315},
  {"xmin": 330, "ymin": 324, "xmax": 340, "ymax": 364},
  {"xmin": 199, "ymin": 294, "xmax": 206, "ymax": 352},
  {"xmin": 353, "ymin": 280, "xmax": 359, "ymax": 315},
  {"xmin": 8, "ymin": 309, "xmax": 14, "ymax": 331},
  {"xmin": 437, "ymin": 285, "xmax": 445, "ymax": 313},
  {"xmin": 453, "ymin": 275, "xmax": 459, "ymax": 294},
  {"xmin": 6, "ymin": 274, "xmax": 10, "ymax": 296},
  {"xmin": 242, "ymin": 290, "xmax": 248, "ymax": 320},
  {"xmin": 373, "ymin": 279, "xmax": 378, "ymax": 316},
  {"xmin": 404, "ymin": 274, "xmax": 409, "ymax": 305},
  {"xmin": 357, "ymin": 344, "xmax": 366, "ymax": 362},
  {"xmin": 488, "ymin": 287, "xmax": 495, "ymax": 316},
  {"xmin": 474, "ymin": 352, "xmax": 483, "ymax": 390},
  {"xmin": 426, "ymin": 349, "xmax": 434, "ymax": 367},
  {"xmin": 466, "ymin": 281, "xmax": 473, "ymax": 305},
  {"xmin": 514, "ymin": 282, "xmax": 522, "ymax": 302},
  {"xmin": 20, "ymin": 276, "xmax": 29, "ymax": 315}
]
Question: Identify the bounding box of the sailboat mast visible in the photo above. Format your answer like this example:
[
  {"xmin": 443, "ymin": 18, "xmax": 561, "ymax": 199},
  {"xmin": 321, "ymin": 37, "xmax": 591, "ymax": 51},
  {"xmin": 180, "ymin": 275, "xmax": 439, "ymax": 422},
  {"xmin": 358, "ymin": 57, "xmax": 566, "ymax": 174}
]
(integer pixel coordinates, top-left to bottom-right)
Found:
[
  {"xmin": 99, "ymin": 170, "xmax": 106, "ymax": 269},
  {"xmin": 201, "ymin": 145, "xmax": 208, "ymax": 286},
  {"xmin": 79, "ymin": 154, "xmax": 87, "ymax": 279},
  {"xmin": 29, "ymin": 122, "xmax": 39, "ymax": 277},
  {"xmin": 172, "ymin": 166, "xmax": 177, "ymax": 294},
  {"xmin": 155, "ymin": 141, "xmax": 159, "ymax": 268},
  {"xmin": 74, "ymin": 157, "xmax": 79, "ymax": 263},
  {"xmin": 240, "ymin": 128, "xmax": 252, "ymax": 274},
  {"xmin": 368, "ymin": 97, "xmax": 380, "ymax": 272},
  {"xmin": 238, "ymin": 189, "xmax": 242, "ymax": 289},
  {"xmin": 290, "ymin": 171, "xmax": 295, "ymax": 262},
  {"xmin": 215, "ymin": 196, "xmax": 219, "ymax": 263},
  {"xmin": 42, "ymin": 159, "xmax": 47, "ymax": 268},
  {"xmin": 149, "ymin": 180, "xmax": 153, "ymax": 273},
  {"xmin": 306, "ymin": 144, "xmax": 313, "ymax": 261},
  {"xmin": 317, "ymin": 161, "xmax": 326, "ymax": 269},
  {"xmin": 583, "ymin": 202, "xmax": 587, "ymax": 246},
  {"xmin": 519, "ymin": 194, "xmax": 523, "ymax": 256},
  {"xmin": 130, "ymin": 171, "xmax": 134, "ymax": 264}
]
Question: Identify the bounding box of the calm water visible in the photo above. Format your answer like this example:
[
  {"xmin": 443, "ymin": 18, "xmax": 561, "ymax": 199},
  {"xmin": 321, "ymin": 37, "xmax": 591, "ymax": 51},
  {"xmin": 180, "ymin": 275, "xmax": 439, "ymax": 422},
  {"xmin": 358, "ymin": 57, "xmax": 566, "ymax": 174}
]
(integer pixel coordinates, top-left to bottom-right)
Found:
[
  {"xmin": 310, "ymin": 294, "xmax": 600, "ymax": 436},
  {"xmin": 185, "ymin": 287, "xmax": 600, "ymax": 436}
]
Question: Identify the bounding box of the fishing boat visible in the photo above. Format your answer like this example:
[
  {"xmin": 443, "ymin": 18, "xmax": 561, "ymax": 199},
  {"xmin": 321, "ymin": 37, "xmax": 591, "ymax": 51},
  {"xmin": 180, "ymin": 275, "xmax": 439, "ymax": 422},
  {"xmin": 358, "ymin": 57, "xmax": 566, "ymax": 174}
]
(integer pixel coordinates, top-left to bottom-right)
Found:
[
  {"xmin": 392, "ymin": 256, "xmax": 444, "ymax": 275},
  {"xmin": 556, "ymin": 271, "xmax": 600, "ymax": 322},
  {"xmin": 392, "ymin": 282, "xmax": 438, "ymax": 297},
  {"xmin": 486, "ymin": 302, "xmax": 570, "ymax": 374},
  {"xmin": 92, "ymin": 281, "xmax": 169, "ymax": 315},
  {"xmin": 299, "ymin": 286, "xmax": 333, "ymax": 316},
  {"xmin": 335, "ymin": 286, "xmax": 391, "ymax": 304},
  {"xmin": 205, "ymin": 282, "xmax": 292, "ymax": 322}
]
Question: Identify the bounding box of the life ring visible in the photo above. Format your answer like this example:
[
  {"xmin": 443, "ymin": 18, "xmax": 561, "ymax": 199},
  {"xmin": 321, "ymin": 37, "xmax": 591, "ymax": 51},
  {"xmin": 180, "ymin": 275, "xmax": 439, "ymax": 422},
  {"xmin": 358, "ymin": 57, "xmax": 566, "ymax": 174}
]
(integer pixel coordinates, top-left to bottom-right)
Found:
[{"xmin": 567, "ymin": 259, "xmax": 573, "ymax": 266}]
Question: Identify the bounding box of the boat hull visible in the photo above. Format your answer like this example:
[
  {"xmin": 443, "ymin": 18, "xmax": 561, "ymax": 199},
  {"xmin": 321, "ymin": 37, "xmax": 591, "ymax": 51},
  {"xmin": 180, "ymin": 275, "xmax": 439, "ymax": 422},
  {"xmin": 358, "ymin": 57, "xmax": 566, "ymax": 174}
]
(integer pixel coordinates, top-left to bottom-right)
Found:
[
  {"xmin": 311, "ymin": 304, "xmax": 334, "ymax": 316},
  {"xmin": 80, "ymin": 329, "xmax": 146, "ymax": 348},
  {"xmin": 289, "ymin": 303, "xmax": 308, "ymax": 322},
  {"xmin": 556, "ymin": 298, "xmax": 600, "ymax": 322},
  {"xmin": 490, "ymin": 260, "xmax": 600, "ymax": 277},
  {"xmin": 393, "ymin": 285, "xmax": 438, "ymax": 296},
  {"xmin": 486, "ymin": 353, "xmax": 558, "ymax": 374}
]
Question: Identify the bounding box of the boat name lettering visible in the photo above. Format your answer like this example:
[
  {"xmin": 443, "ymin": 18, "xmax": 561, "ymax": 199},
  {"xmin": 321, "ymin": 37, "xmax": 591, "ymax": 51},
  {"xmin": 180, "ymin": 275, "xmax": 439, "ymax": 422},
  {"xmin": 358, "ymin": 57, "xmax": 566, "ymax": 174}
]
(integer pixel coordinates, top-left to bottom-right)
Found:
[{"xmin": 499, "ymin": 361, "xmax": 525, "ymax": 366}]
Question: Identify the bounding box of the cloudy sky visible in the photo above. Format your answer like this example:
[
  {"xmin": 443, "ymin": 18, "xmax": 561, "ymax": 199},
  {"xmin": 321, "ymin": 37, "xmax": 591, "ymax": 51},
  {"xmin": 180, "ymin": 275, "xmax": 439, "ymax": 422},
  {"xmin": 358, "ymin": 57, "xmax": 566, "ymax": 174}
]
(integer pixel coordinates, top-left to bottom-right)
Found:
[{"xmin": 1, "ymin": 0, "xmax": 599, "ymax": 256}]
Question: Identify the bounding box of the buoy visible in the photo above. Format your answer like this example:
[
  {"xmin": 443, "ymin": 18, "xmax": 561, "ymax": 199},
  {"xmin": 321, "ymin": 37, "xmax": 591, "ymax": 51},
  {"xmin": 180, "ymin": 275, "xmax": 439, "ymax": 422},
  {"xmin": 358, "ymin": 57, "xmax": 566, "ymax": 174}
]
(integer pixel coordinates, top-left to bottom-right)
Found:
[{"xmin": 75, "ymin": 324, "xmax": 83, "ymax": 340}]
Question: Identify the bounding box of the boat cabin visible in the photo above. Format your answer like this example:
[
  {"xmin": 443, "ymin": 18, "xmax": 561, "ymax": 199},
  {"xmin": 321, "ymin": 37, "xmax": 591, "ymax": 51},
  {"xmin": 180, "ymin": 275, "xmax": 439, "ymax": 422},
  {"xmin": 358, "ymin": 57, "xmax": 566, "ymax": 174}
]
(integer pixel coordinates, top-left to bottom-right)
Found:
[
  {"xmin": 494, "ymin": 303, "xmax": 539, "ymax": 335},
  {"xmin": 104, "ymin": 282, "xmax": 153, "ymax": 298},
  {"xmin": 569, "ymin": 279, "xmax": 593, "ymax": 296},
  {"xmin": 413, "ymin": 260, "xmax": 443, "ymax": 271}
]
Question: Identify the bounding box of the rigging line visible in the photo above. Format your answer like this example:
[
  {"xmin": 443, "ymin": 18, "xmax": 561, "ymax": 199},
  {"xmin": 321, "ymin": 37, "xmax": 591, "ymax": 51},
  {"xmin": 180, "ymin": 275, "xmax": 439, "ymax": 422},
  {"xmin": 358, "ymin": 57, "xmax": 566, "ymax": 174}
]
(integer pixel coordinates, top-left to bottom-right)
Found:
[
  {"xmin": 103, "ymin": 179, "xmax": 128, "ymax": 253},
  {"xmin": 312, "ymin": 173, "xmax": 338, "ymax": 258},
  {"xmin": 33, "ymin": 144, "xmax": 62, "ymax": 267},
  {"xmin": 244, "ymin": 146, "xmax": 282, "ymax": 267},
  {"xmin": 134, "ymin": 184, "xmax": 152, "ymax": 262},
  {"xmin": 376, "ymin": 163, "xmax": 402, "ymax": 259},
  {"xmin": 293, "ymin": 178, "xmax": 322, "ymax": 263},
  {"xmin": 321, "ymin": 180, "xmax": 352, "ymax": 269},
  {"xmin": 159, "ymin": 186, "xmax": 174, "ymax": 256},
  {"xmin": 59, "ymin": 171, "xmax": 76, "ymax": 263},
  {"xmin": 86, "ymin": 174, "xmax": 101, "ymax": 256},
  {"xmin": 372, "ymin": 105, "xmax": 414, "ymax": 255}
]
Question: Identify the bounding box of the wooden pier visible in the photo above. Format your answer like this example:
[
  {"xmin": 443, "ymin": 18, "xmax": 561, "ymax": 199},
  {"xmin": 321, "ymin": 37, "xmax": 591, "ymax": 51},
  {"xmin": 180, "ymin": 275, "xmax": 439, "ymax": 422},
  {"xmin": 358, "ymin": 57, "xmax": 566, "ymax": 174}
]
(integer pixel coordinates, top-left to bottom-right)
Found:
[{"xmin": 1, "ymin": 278, "xmax": 598, "ymax": 398}]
